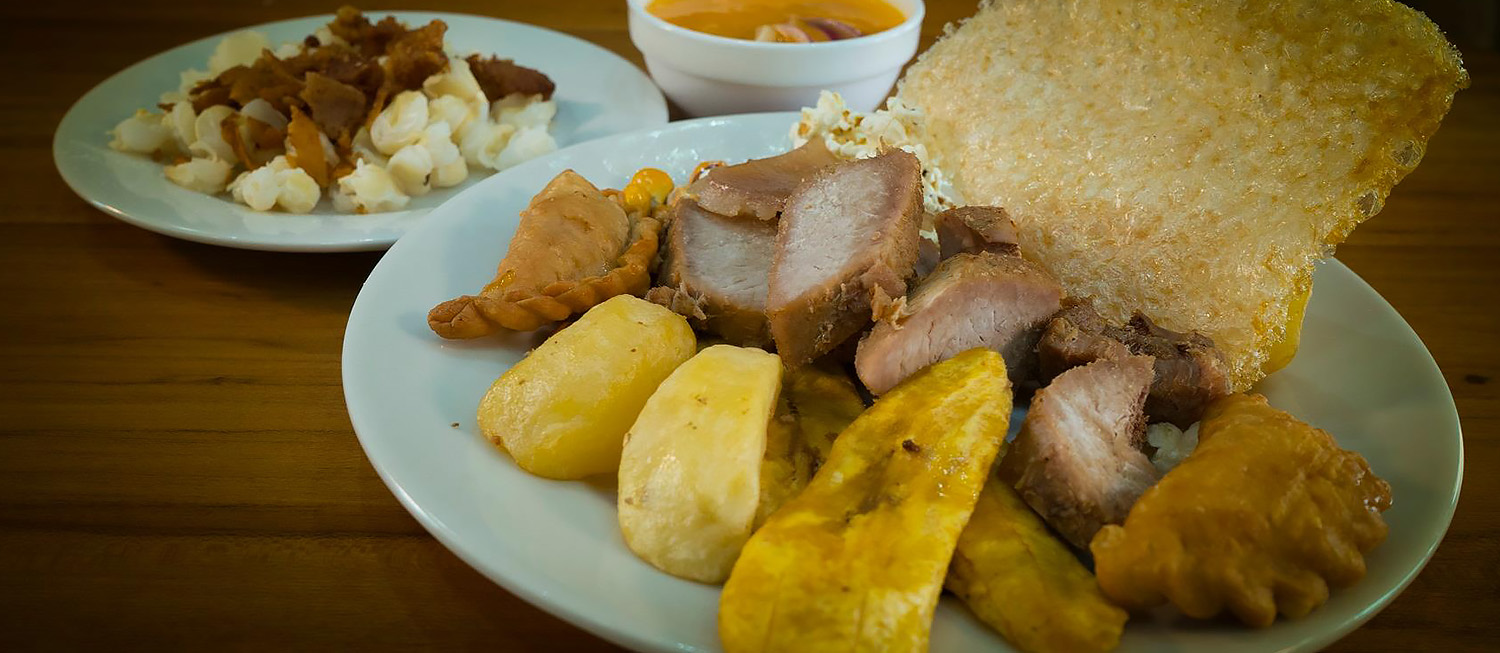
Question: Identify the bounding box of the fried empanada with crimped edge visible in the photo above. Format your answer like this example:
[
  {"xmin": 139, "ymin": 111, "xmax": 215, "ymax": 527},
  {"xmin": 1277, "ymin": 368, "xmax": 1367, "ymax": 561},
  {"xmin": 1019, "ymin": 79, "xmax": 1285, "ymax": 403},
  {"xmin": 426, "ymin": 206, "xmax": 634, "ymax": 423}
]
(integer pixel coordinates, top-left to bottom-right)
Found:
[
  {"xmin": 428, "ymin": 170, "xmax": 664, "ymax": 338},
  {"xmin": 1090, "ymin": 393, "xmax": 1392, "ymax": 627}
]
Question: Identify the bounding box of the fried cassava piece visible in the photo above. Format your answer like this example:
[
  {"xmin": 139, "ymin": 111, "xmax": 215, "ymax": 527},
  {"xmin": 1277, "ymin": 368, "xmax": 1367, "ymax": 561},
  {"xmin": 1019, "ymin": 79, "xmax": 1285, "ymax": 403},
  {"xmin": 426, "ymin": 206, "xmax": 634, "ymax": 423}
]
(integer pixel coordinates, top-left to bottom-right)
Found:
[
  {"xmin": 719, "ymin": 349, "xmax": 1012, "ymax": 653},
  {"xmin": 618, "ymin": 345, "xmax": 783, "ymax": 583},
  {"xmin": 947, "ymin": 476, "xmax": 1127, "ymax": 653},
  {"xmin": 477, "ymin": 295, "xmax": 695, "ymax": 479},
  {"xmin": 1091, "ymin": 394, "xmax": 1393, "ymax": 627}
]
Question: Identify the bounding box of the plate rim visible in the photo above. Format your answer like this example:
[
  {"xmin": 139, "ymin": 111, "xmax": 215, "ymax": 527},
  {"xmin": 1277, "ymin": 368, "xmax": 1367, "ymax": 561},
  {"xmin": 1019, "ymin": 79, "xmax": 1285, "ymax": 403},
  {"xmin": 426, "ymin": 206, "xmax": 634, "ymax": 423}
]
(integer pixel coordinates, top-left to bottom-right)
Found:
[
  {"xmin": 52, "ymin": 10, "xmax": 669, "ymax": 253},
  {"xmin": 340, "ymin": 113, "xmax": 1465, "ymax": 652}
]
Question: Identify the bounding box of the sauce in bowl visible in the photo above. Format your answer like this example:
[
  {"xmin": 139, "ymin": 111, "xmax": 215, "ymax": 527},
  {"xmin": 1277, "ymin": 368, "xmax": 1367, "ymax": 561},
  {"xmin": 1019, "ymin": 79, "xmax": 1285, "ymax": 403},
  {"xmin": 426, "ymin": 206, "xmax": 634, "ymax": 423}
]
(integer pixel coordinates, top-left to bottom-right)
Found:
[{"xmin": 646, "ymin": 0, "xmax": 906, "ymax": 42}]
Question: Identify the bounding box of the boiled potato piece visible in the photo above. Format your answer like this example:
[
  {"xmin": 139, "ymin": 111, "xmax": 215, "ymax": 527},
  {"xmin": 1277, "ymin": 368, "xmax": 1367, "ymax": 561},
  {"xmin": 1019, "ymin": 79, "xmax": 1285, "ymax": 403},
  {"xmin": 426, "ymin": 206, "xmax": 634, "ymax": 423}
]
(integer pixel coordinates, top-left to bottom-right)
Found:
[
  {"xmin": 719, "ymin": 349, "xmax": 1013, "ymax": 653},
  {"xmin": 947, "ymin": 476, "xmax": 1128, "ymax": 653},
  {"xmin": 477, "ymin": 295, "xmax": 695, "ymax": 479},
  {"xmin": 755, "ymin": 364, "xmax": 868, "ymax": 528},
  {"xmin": 618, "ymin": 345, "xmax": 783, "ymax": 583}
]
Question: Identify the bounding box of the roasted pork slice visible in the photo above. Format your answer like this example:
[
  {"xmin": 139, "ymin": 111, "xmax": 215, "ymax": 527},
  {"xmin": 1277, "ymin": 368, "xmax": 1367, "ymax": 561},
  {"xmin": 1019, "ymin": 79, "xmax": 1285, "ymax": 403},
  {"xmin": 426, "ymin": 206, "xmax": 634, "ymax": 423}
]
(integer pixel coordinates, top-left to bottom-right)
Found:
[
  {"xmin": 766, "ymin": 150, "xmax": 923, "ymax": 367},
  {"xmin": 1038, "ymin": 300, "xmax": 1232, "ymax": 427},
  {"xmin": 935, "ymin": 205, "xmax": 1019, "ymax": 259},
  {"xmin": 854, "ymin": 252, "xmax": 1062, "ymax": 394},
  {"xmin": 913, "ymin": 236, "xmax": 942, "ymax": 279},
  {"xmin": 687, "ymin": 139, "xmax": 841, "ymax": 221},
  {"xmin": 999, "ymin": 355, "xmax": 1160, "ymax": 550},
  {"xmin": 646, "ymin": 199, "xmax": 776, "ymax": 347}
]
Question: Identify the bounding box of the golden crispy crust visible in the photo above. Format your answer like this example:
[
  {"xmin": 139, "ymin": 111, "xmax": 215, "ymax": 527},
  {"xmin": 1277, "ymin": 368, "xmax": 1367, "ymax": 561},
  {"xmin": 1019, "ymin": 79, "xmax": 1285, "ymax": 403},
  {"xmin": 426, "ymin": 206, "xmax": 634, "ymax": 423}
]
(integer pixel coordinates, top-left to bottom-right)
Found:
[
  {"xmin": 899, "ymin": 0, "xmax": 1467, "ymax": 390},
  {"xmin": 428, "ymin": 210, "xmax": 662, "ymax": 337}
]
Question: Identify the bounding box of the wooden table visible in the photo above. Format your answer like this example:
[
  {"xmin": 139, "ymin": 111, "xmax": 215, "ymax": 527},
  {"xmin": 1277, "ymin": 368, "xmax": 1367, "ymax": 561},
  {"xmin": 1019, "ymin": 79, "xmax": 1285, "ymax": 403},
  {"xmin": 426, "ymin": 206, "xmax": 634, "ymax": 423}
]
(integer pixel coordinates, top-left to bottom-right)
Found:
[{"xmin": 3, "ymin": 0, "xmax": 1496, "ymax": 649}]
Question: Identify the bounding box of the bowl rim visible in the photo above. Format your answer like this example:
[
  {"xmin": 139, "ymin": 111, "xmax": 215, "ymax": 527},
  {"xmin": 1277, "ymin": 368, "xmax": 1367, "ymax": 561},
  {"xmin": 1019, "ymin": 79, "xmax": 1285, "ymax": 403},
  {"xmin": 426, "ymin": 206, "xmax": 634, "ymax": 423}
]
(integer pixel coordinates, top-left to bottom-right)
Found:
[{"xmin": 626, "ymin": 0, "xmax": 926, "ymax": 52}]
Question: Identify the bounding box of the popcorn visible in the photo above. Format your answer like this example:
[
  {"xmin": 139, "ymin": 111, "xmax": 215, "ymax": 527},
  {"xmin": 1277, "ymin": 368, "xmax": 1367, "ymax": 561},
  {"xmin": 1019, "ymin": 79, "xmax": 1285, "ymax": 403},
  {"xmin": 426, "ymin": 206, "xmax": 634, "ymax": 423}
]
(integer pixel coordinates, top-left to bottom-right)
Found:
[
  {"xmin": 166, "ymin": 101, "xmax": 197, "ymax": 153},
  {"xmin": 165, "ymin": 157, "xmax": 234, "ymax": 193},
  {"xmin": 160, "ymin": 68, "xmax": 212, "ymax": 105},
  {"xmin": 110, "ymin": 22, "xmax": 560, "ymax": 214},
  {"xmin": 333, "ymin": 160, "xmax": 411, "ymax": 213},
  {"xmin": 427, "ymin": 94, "xmax": 477, "ymax": 135},
  {"xmin": 109, "ymin": 110, "xmax": 173, "ymax": 154},
  {"xmin": 792, "ymin": 90, "xmax": 959, "ymax": 214},
  {"xmin": 351, "ymin": 126, "xmax": 388, "ymax": 167},
  {"xmin": 388, "ymin": 142, "xmax": 435, "ymax": 197},
  {"xmin": 207, "ymin": 31, "xmax": 270, "ymax": 76},
  {"xmin": 227, "ymin": 156, "xmax": 320, "ymax": 213},
  {"xmin": 422, "ymin": 57, "xmax": 483, "ymax": 101},
  {"xmin": 312, "ymin": 26, "xmax": 347, "ymax": 48},
  {"xmin": 494, "ymin": 94, "xmax": 557, "ymax": 130},
  {"xmin": 460, "ymin": 121, "xmax": 516, "ymax": 170},
  {"xmin": 239, "ymin": 98, "xmax": 288, "ymax": 130},
  {"xmin": 190, "ymin": 105, "xmax": 238, "ymax": 163},
  {"xmin": 490, "ymin": 126, "xmax": 557, "ymax": 171},
  {"xmin": 419, "ymin": 123, "xmax": 468, "ymax": 188},
  {"xmin": 371, "ymin": 90, "xmax": 429, "ymax": 155},
  {"xmin": 1146, "ymin": 421, "xmax": 1200, "ymax": 474}
]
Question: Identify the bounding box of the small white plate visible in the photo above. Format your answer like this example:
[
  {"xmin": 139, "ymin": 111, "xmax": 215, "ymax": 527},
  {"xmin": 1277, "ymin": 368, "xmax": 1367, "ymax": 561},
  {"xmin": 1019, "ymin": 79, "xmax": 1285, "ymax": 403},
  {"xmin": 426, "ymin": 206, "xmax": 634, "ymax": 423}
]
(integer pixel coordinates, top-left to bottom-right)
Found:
[
  {"xmin": 53, "ymin": 12, "xmax": 667, "ymax": 252},
  {"xmin": 342, "ymin": 113, "xmax": 1463, "ymax": 652}
]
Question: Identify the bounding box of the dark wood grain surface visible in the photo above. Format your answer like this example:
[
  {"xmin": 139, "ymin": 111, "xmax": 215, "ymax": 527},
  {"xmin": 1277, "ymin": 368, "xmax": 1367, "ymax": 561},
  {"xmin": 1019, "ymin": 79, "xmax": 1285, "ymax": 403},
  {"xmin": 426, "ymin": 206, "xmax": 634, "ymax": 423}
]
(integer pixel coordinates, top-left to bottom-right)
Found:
[{"xmin": 2, "ymin": 0, "xmax": 1496, "ymax": 650}]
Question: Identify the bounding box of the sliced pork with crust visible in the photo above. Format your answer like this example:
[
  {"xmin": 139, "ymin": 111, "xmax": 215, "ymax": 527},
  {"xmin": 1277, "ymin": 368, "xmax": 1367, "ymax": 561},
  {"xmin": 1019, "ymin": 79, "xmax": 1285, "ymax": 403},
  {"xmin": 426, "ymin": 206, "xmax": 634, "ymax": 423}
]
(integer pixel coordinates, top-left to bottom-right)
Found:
[
  {"xmin": 766, "ymin": 150, "xmax": 923, "ymax": 367},
  {"xmin": 687, "ymin": 139, "xmax": 841, "ymax": 221},
  {"xmin": 999, "ymin": 354, "xmax": 1159, "ymax": 550},
  {"xmin": 646, "ymin": 199, "xmax": 776, "ymax": 347},
  {"xmin": 854, "ymin": 251, "xmax": 1062, "ymax": 394},
  {"xmin": 1038, "ymin": 300, "xmax": 1232, "ymax": 427},
  {"xmin": 935, "ymin": 205, "xmax": 1019, "ymax": 259}
]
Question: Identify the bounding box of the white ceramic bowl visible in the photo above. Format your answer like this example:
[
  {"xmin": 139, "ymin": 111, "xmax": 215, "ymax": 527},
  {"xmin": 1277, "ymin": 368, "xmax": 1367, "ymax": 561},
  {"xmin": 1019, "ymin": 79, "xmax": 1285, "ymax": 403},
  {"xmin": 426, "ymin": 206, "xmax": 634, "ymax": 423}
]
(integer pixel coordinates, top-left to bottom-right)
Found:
[{"xmin": 627, "ymin": 0, "xmax": 924, "ymax": 116}]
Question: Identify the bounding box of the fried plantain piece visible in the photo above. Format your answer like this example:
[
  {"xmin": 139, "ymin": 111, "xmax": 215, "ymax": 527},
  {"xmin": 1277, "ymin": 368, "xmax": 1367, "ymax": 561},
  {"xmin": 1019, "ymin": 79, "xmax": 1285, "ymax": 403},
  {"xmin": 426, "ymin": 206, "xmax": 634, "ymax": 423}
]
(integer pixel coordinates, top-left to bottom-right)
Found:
[
  {"xmin": 755, "ymin": 363, "xmax": 867, "ymax": 528},
  {"xmin": 719, "ymin": 349, "xmax": 1013, "ymax": 653},
  {"xmin": 1090, "ymin": 393, "xmax": 1392, "ymax": 627},
  {"xmin": 947, "ymin": 476, "xmax": 1127, "ymax": 653}
]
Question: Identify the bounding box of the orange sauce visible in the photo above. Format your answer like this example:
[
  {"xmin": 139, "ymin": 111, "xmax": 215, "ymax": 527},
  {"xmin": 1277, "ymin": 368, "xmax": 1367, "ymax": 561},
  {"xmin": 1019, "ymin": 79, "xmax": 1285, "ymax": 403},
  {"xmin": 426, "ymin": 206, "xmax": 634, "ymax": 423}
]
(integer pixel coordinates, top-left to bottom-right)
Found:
[{"xmin": 647, "ymin": 0, "xmax": 906, "ymax": 41}]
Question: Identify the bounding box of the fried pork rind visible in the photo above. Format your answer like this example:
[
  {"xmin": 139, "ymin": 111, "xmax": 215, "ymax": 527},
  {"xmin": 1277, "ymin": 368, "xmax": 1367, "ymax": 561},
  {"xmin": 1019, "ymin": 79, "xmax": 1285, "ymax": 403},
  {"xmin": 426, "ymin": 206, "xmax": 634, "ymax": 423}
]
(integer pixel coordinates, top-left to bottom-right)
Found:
[
  {"xmin": 898, "ymin": 0, "xmax": 1467, "ymax": 390},
  {"xmin": 947, "ymin": 477, "xmax": 1127, "ymax": 653},
  {"xmin": 719, "ymin": 349, "xmax": 1012, "ymax": 653},
  {"xmin": 466, "ymin": 54, "xmax": 556, "ymax": 102},
  {"xmin": 1090, "ymin": 393, "xmax": 1393, "ymax": 627},
  {"xmin": 427, "ymin": 170, "xmax": 664, "ymax": 337}
]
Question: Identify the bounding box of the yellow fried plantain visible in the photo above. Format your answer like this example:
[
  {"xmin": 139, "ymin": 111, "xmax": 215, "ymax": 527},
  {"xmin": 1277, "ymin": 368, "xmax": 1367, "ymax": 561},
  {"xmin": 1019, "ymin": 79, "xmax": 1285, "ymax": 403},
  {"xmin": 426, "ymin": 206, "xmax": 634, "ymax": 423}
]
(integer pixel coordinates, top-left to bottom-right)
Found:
[
  {"xmin": 783, "ymin": 363, "xmax": 868, "ymax": 468},
  {"xmin": 947, "ymin": 476, "xmax": 1128, "ymax": 653},
  {"xmin": 755, "ymin": 364, "xmax": 867, "ymax": 529},
  {"xmin": 719, "ymin": 349, "xmax": 1013, "ymax": 653}
]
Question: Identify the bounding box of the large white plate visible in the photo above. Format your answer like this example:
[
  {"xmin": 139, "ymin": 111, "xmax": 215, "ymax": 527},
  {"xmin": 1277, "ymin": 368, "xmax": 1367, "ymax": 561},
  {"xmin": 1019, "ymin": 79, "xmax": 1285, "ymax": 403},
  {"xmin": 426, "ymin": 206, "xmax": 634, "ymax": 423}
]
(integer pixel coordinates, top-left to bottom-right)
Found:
[
  {"xmin": 342, "ymin": 113, "xmax": 1464, "ymax": 652},
  {"xmin": 53, "ymin": 12, "xmax": 667, "ymax": 252}
]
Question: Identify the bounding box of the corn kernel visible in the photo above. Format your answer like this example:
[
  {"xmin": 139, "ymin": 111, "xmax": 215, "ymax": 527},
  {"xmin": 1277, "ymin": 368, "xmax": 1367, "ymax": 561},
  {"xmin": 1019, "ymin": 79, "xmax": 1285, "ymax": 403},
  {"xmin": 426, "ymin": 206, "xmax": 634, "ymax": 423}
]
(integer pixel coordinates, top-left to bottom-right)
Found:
[
  {"xmin": 628, "ymin": 167, "xmax": 675, "ymax": 203},
  {"xmin": 623, "ymin": 184, "xmax": 653, "ymax": 214}
]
